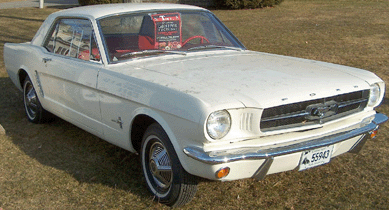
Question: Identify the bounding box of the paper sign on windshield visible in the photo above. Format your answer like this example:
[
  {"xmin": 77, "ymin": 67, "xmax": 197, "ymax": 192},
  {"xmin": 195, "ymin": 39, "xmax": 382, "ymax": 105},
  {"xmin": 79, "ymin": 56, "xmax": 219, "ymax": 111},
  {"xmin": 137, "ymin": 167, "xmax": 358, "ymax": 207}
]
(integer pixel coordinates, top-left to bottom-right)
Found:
[{"xmin": 151, "ymin": 13, "xmax": 182, "ymax": 50}]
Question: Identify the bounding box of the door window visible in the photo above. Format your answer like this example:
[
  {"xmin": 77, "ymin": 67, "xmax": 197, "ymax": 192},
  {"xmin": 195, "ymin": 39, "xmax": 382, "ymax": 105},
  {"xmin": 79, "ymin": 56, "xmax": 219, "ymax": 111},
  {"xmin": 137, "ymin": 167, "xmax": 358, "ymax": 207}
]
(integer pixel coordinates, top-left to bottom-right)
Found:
[{"xmin": 44, "ymin": 18, "xmax": 101, "ymax": 62}]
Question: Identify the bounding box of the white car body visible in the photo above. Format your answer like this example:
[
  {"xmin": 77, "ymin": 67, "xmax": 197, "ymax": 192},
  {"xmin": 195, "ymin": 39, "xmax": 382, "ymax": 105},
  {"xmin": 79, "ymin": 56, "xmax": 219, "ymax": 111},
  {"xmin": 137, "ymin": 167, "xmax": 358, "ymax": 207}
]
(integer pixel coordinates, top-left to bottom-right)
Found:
[{"xmin": 3, "ymin": 3, "xmax": 387, "ymax": 207}]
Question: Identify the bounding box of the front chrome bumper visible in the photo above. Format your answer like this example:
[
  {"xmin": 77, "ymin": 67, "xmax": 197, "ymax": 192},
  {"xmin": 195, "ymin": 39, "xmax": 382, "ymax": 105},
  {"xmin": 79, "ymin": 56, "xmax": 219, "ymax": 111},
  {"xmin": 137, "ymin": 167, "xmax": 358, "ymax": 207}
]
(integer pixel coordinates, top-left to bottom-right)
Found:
[
  {"xmin": 184, "ymin": 113, "xmax": 388, "ymax": 165},
  {"xmin": 184, "ymin": 113, "xmax": 387, "ymax": 180}
]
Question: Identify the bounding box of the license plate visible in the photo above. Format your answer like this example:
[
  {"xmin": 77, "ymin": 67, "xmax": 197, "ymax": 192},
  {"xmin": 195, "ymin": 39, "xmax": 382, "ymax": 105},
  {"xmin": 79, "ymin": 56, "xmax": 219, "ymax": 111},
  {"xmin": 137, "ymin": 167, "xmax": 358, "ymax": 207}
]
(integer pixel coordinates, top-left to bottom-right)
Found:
[{"xmin": 299, "ymin": 145, "xmax": 334, "ymax": 171}]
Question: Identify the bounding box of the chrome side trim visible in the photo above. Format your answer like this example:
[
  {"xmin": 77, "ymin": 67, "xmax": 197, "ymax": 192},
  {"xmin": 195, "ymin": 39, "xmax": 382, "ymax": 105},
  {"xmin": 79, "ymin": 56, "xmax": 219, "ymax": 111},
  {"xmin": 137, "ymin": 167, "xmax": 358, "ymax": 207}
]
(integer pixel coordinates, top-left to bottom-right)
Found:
[
  {"xmin": 34, "ymin": 70, "xmax": 44, "ymax": 97},
  {"xmin": 183, "ymin": 113, "xmax": 388, "ymax": 165}
]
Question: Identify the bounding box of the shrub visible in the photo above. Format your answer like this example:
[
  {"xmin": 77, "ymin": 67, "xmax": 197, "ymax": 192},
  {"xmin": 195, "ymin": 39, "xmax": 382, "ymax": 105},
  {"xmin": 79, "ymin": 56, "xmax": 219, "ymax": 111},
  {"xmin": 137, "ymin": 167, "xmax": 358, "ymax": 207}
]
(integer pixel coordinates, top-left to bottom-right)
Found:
[
  {"xmin": 78, "ymin": 0, "xmax": 122, "ymax": 6},
  {"xmin": 215, "ymin": 0, "xmax": 284, "ymax": 9}
]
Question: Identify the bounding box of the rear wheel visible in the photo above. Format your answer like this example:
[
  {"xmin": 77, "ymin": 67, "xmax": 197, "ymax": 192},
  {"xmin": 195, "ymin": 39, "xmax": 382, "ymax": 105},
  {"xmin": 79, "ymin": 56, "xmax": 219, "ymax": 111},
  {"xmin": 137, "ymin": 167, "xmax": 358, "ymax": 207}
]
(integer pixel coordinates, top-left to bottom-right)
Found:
[
  {"xmin": 23, "ymin": 76, "xmax": 49, "ymax": 123},
  {"xmin": 141, "ymin": 123, "xmax": 198, "ymax": 207}
]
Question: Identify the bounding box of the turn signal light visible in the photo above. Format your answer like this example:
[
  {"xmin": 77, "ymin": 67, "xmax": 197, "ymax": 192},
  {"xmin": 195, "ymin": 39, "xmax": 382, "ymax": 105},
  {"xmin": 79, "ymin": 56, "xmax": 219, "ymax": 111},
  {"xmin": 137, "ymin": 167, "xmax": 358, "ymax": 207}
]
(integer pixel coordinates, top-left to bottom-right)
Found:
[
  {"xmin": 370, "ymin": 130, "xmax": 378, "ymax": 138},
  {"xmin": 216, "ymin": 167, "xmax": 230, "ymax": 179}
]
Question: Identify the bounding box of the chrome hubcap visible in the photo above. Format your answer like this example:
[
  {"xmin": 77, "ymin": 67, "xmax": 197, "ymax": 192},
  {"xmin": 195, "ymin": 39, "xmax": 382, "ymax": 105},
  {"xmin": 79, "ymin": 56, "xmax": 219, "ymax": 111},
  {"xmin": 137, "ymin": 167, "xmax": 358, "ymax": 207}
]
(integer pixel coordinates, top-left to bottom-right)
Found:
[
  {"xmin": 149, "ymin": 142, "xmax": 172, "ymax": 189},
  {"xmin": 24, "ymin": 82, "xmax": 38, "ymax": 119}
]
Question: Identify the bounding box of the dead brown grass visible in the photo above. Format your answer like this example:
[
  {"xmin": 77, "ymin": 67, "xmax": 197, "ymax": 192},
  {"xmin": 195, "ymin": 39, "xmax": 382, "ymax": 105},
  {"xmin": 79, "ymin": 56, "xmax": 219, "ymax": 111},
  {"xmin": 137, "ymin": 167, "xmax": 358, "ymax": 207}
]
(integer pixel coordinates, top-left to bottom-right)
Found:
[{"xmin": 1, "ymin": 1, "xmax": 389, "ymax": 209}]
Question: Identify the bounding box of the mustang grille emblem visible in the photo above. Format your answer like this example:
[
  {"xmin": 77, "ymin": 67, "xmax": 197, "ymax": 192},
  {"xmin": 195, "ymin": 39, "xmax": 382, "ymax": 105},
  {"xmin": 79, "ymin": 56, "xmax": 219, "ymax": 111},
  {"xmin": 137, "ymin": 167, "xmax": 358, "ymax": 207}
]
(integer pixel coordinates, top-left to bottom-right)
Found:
[{"xmin": 305, "ymin": 101, "xmax": 338, "ymax": 121}]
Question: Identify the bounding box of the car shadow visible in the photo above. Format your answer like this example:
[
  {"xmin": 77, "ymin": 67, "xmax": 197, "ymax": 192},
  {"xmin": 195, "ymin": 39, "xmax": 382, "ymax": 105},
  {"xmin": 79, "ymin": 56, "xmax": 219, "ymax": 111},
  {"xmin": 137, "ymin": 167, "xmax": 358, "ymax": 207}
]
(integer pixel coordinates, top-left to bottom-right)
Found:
[{"xmin": 0, "ymin": 77, "xmax": 150, "ymax": 200}]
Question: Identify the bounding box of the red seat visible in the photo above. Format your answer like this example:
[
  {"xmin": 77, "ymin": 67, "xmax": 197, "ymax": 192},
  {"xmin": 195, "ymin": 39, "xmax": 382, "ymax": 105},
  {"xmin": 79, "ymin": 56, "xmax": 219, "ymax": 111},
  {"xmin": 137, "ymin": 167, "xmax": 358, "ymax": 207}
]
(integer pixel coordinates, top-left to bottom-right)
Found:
[
  {"xmin": 138, "ymin": 35, "xmax": 155, "ymax": 50},
  {"xmin": 138, "ymin": 15, "xmax": 155, "ymax": 50},
  {"xmin": 78, "ymin": 48, "xmax": 100, "ymax": 61}
]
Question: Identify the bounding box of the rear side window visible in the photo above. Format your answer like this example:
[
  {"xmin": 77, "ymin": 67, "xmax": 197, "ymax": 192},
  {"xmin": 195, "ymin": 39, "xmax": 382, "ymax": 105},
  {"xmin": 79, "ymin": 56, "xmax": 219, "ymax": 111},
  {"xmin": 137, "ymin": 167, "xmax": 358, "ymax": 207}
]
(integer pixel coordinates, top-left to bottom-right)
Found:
[{"xmin": 44, "ymin": 18, "xmax": 101, "ymax": 62}]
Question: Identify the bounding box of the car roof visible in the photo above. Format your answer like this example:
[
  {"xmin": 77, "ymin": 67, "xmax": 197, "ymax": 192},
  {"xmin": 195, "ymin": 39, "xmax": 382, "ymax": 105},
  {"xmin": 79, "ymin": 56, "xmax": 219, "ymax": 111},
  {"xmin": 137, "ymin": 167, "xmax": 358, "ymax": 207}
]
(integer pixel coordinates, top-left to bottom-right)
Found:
[
  {"xmin": 51, "ymin": 3, "xmax": 208, "ymax": 19},
  {"xmin": 30, "ymin": 3, "xmax": 210, "ymax": 60}
]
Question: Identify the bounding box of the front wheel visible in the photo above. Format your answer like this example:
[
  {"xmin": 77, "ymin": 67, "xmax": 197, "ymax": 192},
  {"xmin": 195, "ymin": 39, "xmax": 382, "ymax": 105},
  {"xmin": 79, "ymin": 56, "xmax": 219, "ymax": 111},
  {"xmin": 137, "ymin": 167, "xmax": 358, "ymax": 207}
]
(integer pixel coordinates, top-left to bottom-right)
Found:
[{"xmin": 141, "ymin": 123, "xmax": 198, "ymax": 207}]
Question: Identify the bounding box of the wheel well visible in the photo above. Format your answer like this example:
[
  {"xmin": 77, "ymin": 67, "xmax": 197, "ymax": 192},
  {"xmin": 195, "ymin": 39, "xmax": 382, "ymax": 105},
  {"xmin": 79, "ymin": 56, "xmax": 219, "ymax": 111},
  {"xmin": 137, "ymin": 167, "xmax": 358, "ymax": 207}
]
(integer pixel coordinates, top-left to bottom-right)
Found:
[
  {"xmin": 18, "ymin": 69, "xmax": 28, "ymax": 87},
  {"xmin": 131, "ymin": 114, "xmax": 156, "ymax": 153}
]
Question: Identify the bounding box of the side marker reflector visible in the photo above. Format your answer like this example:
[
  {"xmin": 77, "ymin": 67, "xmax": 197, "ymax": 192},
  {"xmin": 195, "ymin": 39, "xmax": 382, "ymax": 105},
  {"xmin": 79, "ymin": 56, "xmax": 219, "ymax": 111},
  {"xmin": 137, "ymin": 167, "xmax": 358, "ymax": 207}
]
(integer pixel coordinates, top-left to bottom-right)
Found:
[{"xmin": 216, "ymin": 167, "xmax": 230, "ymax": 179}]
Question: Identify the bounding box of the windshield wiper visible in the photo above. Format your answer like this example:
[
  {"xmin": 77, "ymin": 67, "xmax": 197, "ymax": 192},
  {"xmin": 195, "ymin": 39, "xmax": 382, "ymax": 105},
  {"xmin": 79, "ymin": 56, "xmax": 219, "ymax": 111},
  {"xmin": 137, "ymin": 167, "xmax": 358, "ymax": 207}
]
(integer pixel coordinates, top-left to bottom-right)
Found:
[
  {"xmin": 120, "ymin": 50, "xmax": 186, "ymax": 58},
  {"xmin": 187, "ymin": 45, "xmax": 243, "ymax": 52}
]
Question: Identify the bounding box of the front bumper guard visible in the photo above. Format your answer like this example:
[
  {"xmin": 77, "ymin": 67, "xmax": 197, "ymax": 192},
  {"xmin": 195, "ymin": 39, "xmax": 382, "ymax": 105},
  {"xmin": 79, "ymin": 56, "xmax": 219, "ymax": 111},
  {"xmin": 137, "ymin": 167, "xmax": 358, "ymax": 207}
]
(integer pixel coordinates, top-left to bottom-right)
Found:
[{"xmin": 184, "ymin": 113, "xmax": 388, "ymax": 180}]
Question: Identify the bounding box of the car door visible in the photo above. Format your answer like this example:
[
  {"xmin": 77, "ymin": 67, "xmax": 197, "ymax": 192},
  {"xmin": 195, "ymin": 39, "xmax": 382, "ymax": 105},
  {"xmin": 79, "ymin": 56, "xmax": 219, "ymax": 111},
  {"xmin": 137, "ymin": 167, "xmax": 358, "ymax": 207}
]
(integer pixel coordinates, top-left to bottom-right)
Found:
[{"xmin": 38, "ymin": 18, "xmax": 103, "ymax": 136}]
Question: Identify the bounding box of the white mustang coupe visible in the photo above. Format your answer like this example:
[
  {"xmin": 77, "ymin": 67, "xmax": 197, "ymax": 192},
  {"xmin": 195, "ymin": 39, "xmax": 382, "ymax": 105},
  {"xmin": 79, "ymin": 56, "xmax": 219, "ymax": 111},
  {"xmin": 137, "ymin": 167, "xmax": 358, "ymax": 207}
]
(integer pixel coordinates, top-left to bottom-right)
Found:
[{"xmin": 3, "ymin": 3, "xmax": 387, "ymax": 207}]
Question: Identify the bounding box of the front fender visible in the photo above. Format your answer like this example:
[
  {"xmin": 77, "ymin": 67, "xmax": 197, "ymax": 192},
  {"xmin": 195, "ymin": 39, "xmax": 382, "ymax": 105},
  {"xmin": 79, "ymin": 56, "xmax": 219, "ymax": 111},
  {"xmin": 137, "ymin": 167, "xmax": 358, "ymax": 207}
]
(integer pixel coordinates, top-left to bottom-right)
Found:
[{"xmin": 130, "ymin": 106, "xmax": 204, "ymax": 173}]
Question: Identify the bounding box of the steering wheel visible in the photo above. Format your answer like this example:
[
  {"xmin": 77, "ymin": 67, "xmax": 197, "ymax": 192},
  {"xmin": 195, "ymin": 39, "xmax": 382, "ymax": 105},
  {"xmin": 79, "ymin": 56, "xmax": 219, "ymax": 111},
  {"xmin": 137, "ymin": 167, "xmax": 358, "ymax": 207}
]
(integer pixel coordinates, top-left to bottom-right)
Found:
[{"xmin": 182, "ymin": 35, "xmax": 210, "ymax": 47}]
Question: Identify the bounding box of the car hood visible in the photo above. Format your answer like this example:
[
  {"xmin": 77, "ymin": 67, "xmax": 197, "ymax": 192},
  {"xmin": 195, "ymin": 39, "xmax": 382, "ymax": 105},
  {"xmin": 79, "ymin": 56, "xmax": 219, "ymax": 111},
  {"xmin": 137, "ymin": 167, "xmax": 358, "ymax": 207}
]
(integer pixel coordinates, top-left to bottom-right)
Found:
[{"xmin": 126, "ymin": 51, "xmax": 377, "ymax": 108}]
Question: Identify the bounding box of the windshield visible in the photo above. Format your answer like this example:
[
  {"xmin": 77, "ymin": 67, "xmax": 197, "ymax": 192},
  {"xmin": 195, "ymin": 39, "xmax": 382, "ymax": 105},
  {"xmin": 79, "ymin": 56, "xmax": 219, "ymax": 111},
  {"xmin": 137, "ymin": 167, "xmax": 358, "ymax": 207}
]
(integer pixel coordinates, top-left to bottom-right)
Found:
[{"xmin": 98, "ymin": 10, "xmax": 245, "ymax": 63}]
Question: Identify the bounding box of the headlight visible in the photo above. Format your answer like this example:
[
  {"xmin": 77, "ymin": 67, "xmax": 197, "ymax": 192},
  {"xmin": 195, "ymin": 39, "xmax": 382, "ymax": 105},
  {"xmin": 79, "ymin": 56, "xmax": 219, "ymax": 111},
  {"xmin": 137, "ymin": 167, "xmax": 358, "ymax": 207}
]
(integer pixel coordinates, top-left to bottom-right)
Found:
[
  {"xmin": 368, "ymin": 83, "xmax": 381, "ymax": 107},
  {"xmin": 206, "ymin": 110, "xmax": 231, "ymax": 139}
]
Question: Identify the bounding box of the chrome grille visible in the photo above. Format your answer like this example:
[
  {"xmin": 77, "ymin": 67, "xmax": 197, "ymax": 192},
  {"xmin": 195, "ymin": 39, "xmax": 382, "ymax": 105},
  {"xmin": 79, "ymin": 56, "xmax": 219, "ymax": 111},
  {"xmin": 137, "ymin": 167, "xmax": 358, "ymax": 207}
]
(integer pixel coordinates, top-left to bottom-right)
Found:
[{"xmin": 260, "ymin": 90, "xmax": 369, "ymax": 131}]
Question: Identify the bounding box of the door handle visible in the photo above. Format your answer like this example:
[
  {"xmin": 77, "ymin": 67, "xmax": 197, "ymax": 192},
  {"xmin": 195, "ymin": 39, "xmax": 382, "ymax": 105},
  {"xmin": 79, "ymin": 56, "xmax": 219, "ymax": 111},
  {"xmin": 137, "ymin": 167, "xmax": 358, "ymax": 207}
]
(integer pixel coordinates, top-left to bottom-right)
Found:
[{"xmin": 42, "ymin": 58, "xmax": 52, "ymax": 63}]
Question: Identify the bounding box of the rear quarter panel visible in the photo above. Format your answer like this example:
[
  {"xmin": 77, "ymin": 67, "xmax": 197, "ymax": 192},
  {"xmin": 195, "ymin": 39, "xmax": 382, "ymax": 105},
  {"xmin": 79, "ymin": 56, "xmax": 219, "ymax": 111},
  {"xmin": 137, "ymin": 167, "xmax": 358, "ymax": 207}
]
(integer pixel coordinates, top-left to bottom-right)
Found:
[{"xmin": 4, "ymin": 43, "xmax": 46, "ymax": 91}]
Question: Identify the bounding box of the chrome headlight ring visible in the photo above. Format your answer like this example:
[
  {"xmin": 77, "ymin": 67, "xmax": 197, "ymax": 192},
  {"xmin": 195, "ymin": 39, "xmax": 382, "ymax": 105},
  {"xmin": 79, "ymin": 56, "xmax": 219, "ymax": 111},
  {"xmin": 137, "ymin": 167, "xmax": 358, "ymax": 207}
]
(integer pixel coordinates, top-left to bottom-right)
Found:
[
  {"xmin": 368, "ymin": 83, "xmax": 382, "ymax": 107},
  {"xmin": 206, "ymin": 110, "xmax": 231, "ymax": 140}
]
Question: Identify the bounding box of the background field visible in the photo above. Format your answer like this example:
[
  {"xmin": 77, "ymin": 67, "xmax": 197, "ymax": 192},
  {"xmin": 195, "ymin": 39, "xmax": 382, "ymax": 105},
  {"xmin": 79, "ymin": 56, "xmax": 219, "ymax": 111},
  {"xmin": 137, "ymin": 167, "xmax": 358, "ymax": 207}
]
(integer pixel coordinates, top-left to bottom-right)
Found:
[
  {"xmin": 0, "ymin": 0, "xmax": 26, "ymax": 3},
  {"xmin": 1, "ymin": 0, "xmax": 388, "ymax": 209}
]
